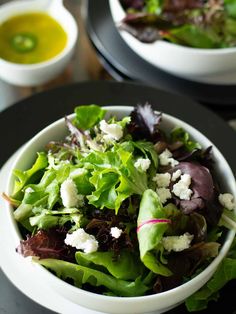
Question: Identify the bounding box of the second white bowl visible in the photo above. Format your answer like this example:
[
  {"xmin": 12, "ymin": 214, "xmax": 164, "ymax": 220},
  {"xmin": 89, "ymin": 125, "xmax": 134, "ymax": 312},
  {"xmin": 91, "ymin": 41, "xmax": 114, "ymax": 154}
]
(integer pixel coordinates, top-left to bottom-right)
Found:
[{"xmin": 109, "ymin": 0, "xmax": 236, "ymax": 84}]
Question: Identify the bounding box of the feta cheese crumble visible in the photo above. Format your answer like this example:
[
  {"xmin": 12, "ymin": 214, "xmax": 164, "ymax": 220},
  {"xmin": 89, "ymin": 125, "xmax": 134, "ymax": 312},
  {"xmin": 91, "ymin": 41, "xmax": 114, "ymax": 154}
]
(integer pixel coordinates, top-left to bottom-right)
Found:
[
  {"xmin": 156, "ymin": 187, "xmax": 172, "ymax": 204},
  {"xmin": 60, "ymin": 178, "xmax": 83, "ymax": 208},
  {"xmin": 152, "ymin": 173, "xmax": 171, "ymax": 188},
  {"xmin": 171, "ymin": 169, "xmax": 182, "ymax": 182},
  {"xmin": 172, "ymin": 174, "xmax": 192, "ymax": 200},
  {"xmin": 134, "ymin": 158, "xmax": 151, "ymax": 172},
  {"xmin": 110, "ymin": 227, "xmax": 123, "ymax": 239},
  {"xmin": 219, "ymin": 193, "xmax": 235, "ymax": 210},
  {"xmin": 25, "ymin": 187, "xmax": 34, "ymax": 193},
  {"xmin": 162, "ymin": 232, "xmax": 194, "ymax": 252},
  {"xmin": 99, "ymin": 120, "xmax": 123, "ymax": 141},
  {"xmin": 159, "ymin": 149, "xmax": 179, "ymax": 167},
  {"xmin": 64, "ymin": 228, "xmax": 98, "ymax": 253}
]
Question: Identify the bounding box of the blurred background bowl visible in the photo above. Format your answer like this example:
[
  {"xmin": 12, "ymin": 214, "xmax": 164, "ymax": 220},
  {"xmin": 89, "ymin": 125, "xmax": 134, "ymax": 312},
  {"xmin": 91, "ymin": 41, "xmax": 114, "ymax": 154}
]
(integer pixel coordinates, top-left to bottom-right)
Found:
[
  {"xmin": 109, "ymin": 0, "xmax": 236, "ymax": 84},
  {"xmin": 0, "ymin": 0, "xmax": 78, "ymax": 87}
]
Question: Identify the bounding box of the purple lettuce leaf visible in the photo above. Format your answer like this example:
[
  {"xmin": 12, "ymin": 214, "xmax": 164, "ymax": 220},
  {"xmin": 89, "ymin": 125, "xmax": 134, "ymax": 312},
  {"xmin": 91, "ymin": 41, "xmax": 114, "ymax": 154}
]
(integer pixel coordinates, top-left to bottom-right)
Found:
[
  {"xmin": 165, "ymin": 205, "xmax": 207, "ymax": 243},
  {"xmin": 163, "ymin": 0, "xmax": 205, "ymax": 12},
  {"xmin": 159, "ymin": 241, "xmax": 220, "ymax": 291},
  {"xmin": 172, "ymin": 162, "xmax": 214, "ymax": 201},
  {"xmin": 120, "ymin": 0, "xmax": 145, "ymax": 10},
  {"xmin": 119, "ymin": 12, "xmax": 174, "ymax": 43},
  {"xmin": 170, "ymin": 162, "xmax": 223, "ymax": 226},
  {"xmin": 177, "ymin": 198, "xmax": 205, "ymax": 214},
  {"xmin": 172, "ymin": 146, "xmax": 214, "ymax": 169},
  {"xmin": 200, "ymin": 193, "xmax": 224, "ymax": 227},
  {"xmin": 188, "ymin": 212, "xmax": 207, "ymax": 243},
  {"xmin": 127, "ymin": 103, "xmax": 162, "ymax": 141},
  {"xmin": 119, "ymin": 22, "xmax": 162, "ymax": 43},
  {"xmin": 85, "ymin": 218, "xmax": 134, "ymax": 259},
  {"xmin": 16, "ymin": 228, "xmax": 76, "ymax": 262},
  {"xmin": 65, "ymin": 116, "xmax": 86, "ymax": 148}
]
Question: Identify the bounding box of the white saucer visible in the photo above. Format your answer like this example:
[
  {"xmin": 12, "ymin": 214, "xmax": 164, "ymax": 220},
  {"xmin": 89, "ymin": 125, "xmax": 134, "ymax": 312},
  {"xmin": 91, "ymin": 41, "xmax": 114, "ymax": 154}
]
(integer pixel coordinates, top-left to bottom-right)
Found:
[{"xmin": 0, "ymin": 150, "xmax": 104, "ymax": 314}]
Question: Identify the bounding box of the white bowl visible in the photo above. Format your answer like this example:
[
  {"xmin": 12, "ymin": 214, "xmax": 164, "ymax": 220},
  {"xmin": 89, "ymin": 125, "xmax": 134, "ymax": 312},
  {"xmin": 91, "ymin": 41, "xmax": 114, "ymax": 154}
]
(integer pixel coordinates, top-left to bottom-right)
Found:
[
  {"xmin": 109, "ymin": 0, "xmax": 236, "ymax": 84},
  {"xmin": 5, "ymin": 106, "xmax": 236, "ymax": 314},
  {"xmin": 0, "ymin": 0, "xmax": 78, "ymax": 87}
]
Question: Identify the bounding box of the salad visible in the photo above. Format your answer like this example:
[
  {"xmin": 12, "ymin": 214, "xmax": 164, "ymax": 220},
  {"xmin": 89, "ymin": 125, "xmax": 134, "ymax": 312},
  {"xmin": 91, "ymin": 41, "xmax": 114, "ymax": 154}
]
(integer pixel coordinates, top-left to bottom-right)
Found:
[
  {"xmin": 5, "ymin": 104, "xmax": 236, "ymax": 311},
  {"xmin": 119, "ymin": 0, "xmax": 236, "ymax": 48}
]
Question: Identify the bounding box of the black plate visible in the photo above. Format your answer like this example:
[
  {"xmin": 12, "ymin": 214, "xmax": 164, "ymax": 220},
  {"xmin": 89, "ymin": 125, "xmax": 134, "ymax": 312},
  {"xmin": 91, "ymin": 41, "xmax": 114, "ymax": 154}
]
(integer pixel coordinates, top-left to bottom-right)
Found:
[
  {"xmin": 0, "ymin": 81, "xmax": 236, "ymax": 314},
  {"xmin": 85, "ymin": 0, "xmax": 236, "ymax": 107}
]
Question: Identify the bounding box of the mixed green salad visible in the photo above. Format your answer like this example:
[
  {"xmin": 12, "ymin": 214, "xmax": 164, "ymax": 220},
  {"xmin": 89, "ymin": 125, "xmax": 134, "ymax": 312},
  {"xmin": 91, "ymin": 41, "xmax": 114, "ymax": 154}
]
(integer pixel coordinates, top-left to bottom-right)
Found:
[
  {"xmin": 119, "ymin": 0, "xmax": 236, "ymax": 48},
  {"xmin": 5, "ymin": 104, "xmax": 236, "ymax": 311}
]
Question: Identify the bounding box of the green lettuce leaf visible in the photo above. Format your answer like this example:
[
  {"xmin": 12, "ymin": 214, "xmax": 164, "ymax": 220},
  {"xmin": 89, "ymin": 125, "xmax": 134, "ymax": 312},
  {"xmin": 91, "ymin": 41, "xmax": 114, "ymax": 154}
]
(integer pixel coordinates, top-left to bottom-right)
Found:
[
  {"xmin": 12, "ymin": 152, "xmax": 48, "ymax": 199},
  {"xmin": 37, "ymin": 258, "xmax": 149, "ymax": 297},
  {"xmin": 13, "ymin": 203, "xmax": 34, "ymax": 231},
  {"xmin": 185, "ymin": 238, "xmax": 236, "ymax": 311},
  {"xmin": 72, "ymin": 169, "xmax": 94, "ymax": 195},
  {"xmin": 168, "ymin": 25, "xmax": 220, "ymax": 48},
  {"xmin": 29, "ymin": 207, "xmax": 83, "ymax": 230},
  {"xmin": 13, "ymin": 161, "xmax": 86, "ymax": 230},
  {"xmin": 185, "ymin": 257, "xmax": 236, "ymax": 311},
  {"xmin": 74, "ymin": 105, "xmax": 106, "ymax": 130},
  {"xmin": 137, "ymin": 189, "xmax": 172, "ymax": 276},
  {"xmin": 170, "ymin": 127, "xmax": 201, "ymax": 152},
  {"xmin": 21, "ymin": 168, "xmax": 59, "ymax": 209},
  {"xmin": 20, "ymin": 162, "xmax": 85, "ymax": 211},
  {"xmin": 225, "ymin": 0, "xmax": 236, "ymax": 18},
  {"xmin": 145, "ymin": 0, "xmax": 163, "ymax": 14},
  {"xmin": 88, "ymin": 169, "xmax": 120, "ymax": 209},
  {"xmin": 75, "ymin": 250, "xmax": 144, "ymax": 280},
  {"xmin": 131, "ymin": 140, "xmax": 158, "ymax": 168},
  {"xmin": 85, "ymin": 146, "xmax": 148, "ymax": 213}
]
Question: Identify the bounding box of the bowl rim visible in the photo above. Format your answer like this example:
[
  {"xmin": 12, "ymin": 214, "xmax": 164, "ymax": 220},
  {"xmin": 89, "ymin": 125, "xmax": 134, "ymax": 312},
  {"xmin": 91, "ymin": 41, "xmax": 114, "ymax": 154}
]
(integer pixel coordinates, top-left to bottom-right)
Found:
[
  {"xmin": 0, "ymin": 0, "xmax": 78, "ymax": 69},
  {"xmin": 110, "ymin": 0, "xmax": 236, "ymax": 55},
  {"xmin": 6, "ymin": 105, "xmax": 236, "ymax": 304}
]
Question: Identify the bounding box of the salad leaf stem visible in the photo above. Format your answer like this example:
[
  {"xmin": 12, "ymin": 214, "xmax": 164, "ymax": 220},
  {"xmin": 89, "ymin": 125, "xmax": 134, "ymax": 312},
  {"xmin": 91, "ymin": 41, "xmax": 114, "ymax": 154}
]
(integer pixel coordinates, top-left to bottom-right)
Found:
[
  {"xmin": 137, "ymin": 218, "xmax": 171, "ymax": 232},
  {"xmin": 220, "ymin": 212, "xmax": 236, "ymax": 232}
]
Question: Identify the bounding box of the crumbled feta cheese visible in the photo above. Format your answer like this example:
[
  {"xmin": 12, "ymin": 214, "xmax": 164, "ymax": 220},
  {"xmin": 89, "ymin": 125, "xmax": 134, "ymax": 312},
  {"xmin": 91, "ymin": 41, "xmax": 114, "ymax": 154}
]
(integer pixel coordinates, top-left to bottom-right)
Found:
[
  {"xmin": 60, "ymin": 178, "xmax": 83, "ymax": 208},
  {"xmin": 171, "ymin": 169, "xmax": 182, "ymax": 182},
  {"xmin": 156, "ymin": 187, "xmax": 172, "ymax": 204},
  {"xmin": 65, "ymin": 228, "xmax": 98, "ymax": 253},
  {"xmin": 153, "ymin": 173, "xmax": 171, "ymax": 188},
  {"xmin": 162, "ymin": 232, "xmax": 194, "ymax": 252},
  {"xmin": 70, "ymin": 168, "xmax": 86, "ymax": 178},
  {"xmin": 25, "ymin": 187, "xmax": 34, "ymax": 193},
  {"xmin": 134, "ymin": 158, "xmax": 151, "ymax": 172},
  {"xmin": 110, "ymin": 227, "xmax": 123, "ymax": 239},
  {"xmin": 172, "ymin": 174, "xmax": 192, "ymax": 200},
  {"xmin": 219, "ymin": 193, "xmax": 235, "ymax": 210},
  {"xmin": 159, "ymin": 149, "xmax": 179, "ymax": 167},
  {"xmin": 100, "ymin": 120, "xmax": 123, "ymax": 141}
]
